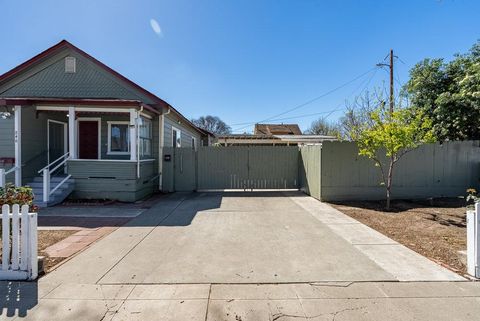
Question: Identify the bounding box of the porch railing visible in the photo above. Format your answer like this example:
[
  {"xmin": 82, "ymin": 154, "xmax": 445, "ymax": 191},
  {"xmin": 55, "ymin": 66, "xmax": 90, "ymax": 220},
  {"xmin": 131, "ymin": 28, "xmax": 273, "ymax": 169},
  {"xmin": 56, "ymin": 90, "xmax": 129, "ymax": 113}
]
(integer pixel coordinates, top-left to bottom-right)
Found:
[
  {"xmin": 0, "ymin": 166, "xmax": 19, "ymax": 188},
  {"xmin": 38, "ymin": 152, "xmax": 71, "ymax": 203}
]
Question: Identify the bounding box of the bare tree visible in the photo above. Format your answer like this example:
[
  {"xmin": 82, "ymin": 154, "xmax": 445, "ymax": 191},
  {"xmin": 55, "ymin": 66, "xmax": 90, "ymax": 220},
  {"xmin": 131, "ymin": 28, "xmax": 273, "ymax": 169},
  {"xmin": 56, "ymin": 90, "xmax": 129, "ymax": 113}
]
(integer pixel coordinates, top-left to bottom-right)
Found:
[
  {"xmin": 338, "ymin": 90, "xmax": 384, "ymax": 140},
  {"xmin": 191, "ymin": 115, "xmax": 232, "ymax": 135},
  {"xmin": 305, "ymin": 118, "xmax": 341, "ymax": 137}
]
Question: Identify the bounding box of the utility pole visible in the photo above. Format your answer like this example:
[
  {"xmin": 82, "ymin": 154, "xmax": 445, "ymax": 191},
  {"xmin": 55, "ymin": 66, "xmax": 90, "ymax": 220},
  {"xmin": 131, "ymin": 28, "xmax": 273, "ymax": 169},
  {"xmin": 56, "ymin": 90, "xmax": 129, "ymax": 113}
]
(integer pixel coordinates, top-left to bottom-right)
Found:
[
  {"xmin": 389, "ymin": 49, "xmax": 394, "ymax": 114},
  {"xmin": 377, "ymin": 49, "xmax": 395, "ymax": 115}
]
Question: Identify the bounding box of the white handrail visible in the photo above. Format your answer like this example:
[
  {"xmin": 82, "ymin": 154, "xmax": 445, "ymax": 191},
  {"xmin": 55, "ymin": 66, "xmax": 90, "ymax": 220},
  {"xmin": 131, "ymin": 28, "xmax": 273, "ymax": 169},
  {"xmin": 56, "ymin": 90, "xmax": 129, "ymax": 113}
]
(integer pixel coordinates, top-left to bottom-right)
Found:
[
  {"xmin": 5, "ymin": 166, "xmax": 18, "ymax": 175},
  {"xmin": 50, "ymin": 156, "xmax": 70, "ymax": 174},
  {"xmin": 38, "ymin": 152, "xmax": 70, "ymax": 174},
  {"xmin": 40, "ymin": 152, "xmax": 72, "ymax": 203},
  {"xmin": 0, "ymin": 167, "xmax": 19, "ymax": 188},
  {"xmin": 50, "ymin": 174, "xmax": 72, "ymax": 196}
]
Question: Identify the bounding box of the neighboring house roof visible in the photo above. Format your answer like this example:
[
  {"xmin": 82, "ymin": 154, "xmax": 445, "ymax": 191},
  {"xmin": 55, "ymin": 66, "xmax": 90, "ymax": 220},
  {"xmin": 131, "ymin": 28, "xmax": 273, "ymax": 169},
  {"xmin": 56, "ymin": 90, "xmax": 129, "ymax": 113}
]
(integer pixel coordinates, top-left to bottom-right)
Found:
[
  {"xmin": 254, "ymin": 123, "xmax": 302, "ymax": 135},
  {"xmin": 0, "ymin": 39, "xmax": 202, "ymax": 134},
  {"xmin": 217, "ymin": 134, "xmax": 336, "ymax": 145},
  {"xmin": 273, "ymin": 135, "xmax": 337, "ymax": 143},
  {"xmin": 220, "ymin": 134, "xmax": 277, "ymax": 140}
]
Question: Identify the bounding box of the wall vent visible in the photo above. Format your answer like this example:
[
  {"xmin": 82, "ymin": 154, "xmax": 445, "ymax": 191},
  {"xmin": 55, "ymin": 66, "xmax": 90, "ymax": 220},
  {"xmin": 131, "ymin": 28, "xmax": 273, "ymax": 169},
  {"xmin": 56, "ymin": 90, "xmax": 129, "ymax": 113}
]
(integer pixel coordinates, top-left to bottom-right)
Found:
[{"xmin": 65, "ymin": 56, "xmax": 76, "ymax": 73}]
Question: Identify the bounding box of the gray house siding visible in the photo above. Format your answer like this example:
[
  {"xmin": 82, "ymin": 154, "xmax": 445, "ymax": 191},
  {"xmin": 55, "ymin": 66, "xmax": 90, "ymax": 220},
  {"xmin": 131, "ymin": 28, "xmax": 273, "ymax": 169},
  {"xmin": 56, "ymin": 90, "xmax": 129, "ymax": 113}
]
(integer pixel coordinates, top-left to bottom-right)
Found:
[
  {"xmin": 0, "ymin": 117, "xmax": 15, "ymax": 183},
  {"xmin": 163, "ymin": 113, "xmax": 201, "ymax": 148},
  {"xmin": 0, "ymin": 117, "xmax": 14, "ymax": 158}
]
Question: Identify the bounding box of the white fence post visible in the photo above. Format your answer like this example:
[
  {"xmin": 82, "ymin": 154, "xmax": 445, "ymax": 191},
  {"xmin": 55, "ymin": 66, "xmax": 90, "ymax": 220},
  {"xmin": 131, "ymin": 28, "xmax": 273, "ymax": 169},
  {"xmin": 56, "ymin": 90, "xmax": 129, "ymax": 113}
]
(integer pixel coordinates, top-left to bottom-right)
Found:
[
  {"xmin": 0, "ymin": 204, "xmax": 38, "ymax": 281},
  {"xmin": 0, "ymin": 168, "xmax": 5, "ymax": 188},
  {"xmin": 2, "ymin": 205, "xmax": 10, "ymax": 272},
  {"xmin": 28, "ymin": 209, "xmax": 38, "ymax": 280},
  {"xmin": 467, "ymin": 203, "xmax": 480, "ymax": 278},
  {"xmin": 43, "ymin": 168, "xmax": 50, "ymax": 203}
]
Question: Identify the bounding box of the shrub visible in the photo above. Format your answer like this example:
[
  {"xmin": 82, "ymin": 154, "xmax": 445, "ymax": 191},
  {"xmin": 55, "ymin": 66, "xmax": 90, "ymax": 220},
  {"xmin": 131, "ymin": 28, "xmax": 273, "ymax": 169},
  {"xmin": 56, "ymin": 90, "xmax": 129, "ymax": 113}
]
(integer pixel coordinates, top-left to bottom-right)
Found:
[
  {"xmin": 0, "ymin": 183, "xmax": 38, "ymax": 212},
  {"xmin": 466, "ymin": 188, "xmax": 479, "ymax": 210}
]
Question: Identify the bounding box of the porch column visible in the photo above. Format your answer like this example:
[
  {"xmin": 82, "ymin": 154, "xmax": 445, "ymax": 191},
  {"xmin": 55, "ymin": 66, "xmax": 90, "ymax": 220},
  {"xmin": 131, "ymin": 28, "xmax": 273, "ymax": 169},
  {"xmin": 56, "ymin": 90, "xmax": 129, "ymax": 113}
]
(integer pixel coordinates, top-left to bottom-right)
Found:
[
  {"xmin": 129, "ymin": 109, "xmax": 138, "ymax": 161},
  {"xmin": 14, "ymin": 105, "xmax": 22, "ymax": 186},
  {"xmin": 68, "ymin": 107, "xmax": 77, "ymax": 159}
]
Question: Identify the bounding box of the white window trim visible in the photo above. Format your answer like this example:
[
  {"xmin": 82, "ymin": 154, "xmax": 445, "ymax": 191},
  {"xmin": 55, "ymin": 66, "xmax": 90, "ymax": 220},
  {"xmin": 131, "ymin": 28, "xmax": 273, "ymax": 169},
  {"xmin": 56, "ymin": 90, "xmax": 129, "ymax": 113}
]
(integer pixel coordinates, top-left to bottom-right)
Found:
[
  {"xmin": 107, "ymin": 121, "xmax": 130, "ymax": 155},
  {"xmin": 192, "ymin": 137, "xmax": 197, "ymax": 150},
  {"xmin": 47, "ymin": 119, "xmax": 68, "ymax": 164},
  {"xmin": 76, "ymin": 118, "xmax": 101, "ymax": 160},
  {"xmin": 139, "ymin": 118, "xmax": 152, "ymax": 157},
  {"xmin": 172, "ymin": 126, "xmax": 181, "ymax": 147}
]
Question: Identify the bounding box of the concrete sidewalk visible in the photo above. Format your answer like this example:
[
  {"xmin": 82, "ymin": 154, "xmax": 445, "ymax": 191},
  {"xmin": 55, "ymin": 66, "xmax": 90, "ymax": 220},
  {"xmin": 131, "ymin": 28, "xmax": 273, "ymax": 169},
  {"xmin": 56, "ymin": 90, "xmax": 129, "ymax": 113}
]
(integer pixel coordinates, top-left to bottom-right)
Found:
[
  {"xmin": 1, "ymin": 191, "xmax": 477, "ymax": 320},
  {"xmin": 3, "ymin": 281, "xmax": 479, "ymax": 320}
]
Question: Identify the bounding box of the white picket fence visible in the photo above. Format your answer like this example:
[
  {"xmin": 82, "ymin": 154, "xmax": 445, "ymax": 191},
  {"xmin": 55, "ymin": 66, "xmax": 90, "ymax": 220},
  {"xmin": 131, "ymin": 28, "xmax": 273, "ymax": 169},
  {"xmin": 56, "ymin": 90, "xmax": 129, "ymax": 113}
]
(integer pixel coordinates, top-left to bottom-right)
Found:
[{"xmin": 0, "ymin": 205, "xmax": 38, "ymax": 281}]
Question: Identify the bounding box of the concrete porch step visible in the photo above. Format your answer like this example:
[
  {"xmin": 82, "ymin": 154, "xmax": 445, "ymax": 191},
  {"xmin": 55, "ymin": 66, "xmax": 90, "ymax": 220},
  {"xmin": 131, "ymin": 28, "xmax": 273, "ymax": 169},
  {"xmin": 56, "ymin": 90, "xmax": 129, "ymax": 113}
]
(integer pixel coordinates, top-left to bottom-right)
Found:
[
  {"xmin": 29, "ymin": 176, "xmax": 75, "ymax": 208},
  {"xmin": 32, "ymin": 176, "xmax": 72, "ymax": 183}
]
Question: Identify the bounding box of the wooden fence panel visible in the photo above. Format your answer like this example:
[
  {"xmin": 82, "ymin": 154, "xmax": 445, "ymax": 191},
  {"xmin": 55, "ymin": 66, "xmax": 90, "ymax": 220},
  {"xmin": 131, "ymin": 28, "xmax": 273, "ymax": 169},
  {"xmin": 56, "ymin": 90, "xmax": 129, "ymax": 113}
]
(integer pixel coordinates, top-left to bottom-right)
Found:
[{"xmin": 197, "ymin": 146, "xmax": 299, "ymax": 190}]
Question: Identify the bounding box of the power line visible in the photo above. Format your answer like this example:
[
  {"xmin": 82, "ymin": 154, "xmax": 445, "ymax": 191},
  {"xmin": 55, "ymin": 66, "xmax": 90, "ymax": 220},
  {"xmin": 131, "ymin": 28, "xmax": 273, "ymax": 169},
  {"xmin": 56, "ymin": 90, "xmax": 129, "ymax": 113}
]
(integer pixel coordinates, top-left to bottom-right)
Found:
[
  {"xmin": 231, "ymin": 67, "xmax": 380, "ymax": 132},
  {"xmin": 231, "ymin": 67, "xmax": 378, "ymax": 132},
  {"xmin": 230, "ymin": 109, "xmax": 343, "ymax": 126}
]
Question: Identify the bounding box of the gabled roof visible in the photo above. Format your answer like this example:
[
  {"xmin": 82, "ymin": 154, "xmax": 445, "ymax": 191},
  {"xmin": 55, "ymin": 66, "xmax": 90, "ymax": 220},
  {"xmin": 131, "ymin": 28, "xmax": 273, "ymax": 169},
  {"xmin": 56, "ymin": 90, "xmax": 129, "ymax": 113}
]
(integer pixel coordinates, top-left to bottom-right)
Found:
[
  {"xmin": 0, "ymin": 40, "xmax": 202, "ymax": 134},
  {"xmin": 254, "ymin": 123, "xmax": 302, "ymax": 135}
]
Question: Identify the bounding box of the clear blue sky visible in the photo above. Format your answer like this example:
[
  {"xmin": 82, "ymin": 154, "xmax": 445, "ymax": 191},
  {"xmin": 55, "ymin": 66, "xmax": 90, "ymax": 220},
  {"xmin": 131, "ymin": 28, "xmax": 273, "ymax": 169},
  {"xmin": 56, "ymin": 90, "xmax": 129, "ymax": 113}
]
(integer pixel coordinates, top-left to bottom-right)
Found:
[{"xmin": 1, "ymin": 0, "xmax": 479, "ymax": 133}]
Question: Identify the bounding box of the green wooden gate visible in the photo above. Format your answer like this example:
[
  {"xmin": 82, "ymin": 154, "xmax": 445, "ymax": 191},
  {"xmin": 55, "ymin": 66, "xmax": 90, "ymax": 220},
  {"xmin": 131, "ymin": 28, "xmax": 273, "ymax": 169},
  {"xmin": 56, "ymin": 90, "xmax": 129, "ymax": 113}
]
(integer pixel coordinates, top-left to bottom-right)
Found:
[
  {"xmin": 197, "ymin": 146, "xmax": 299, "ymax": 190},
  {"xmin": 162, "ymin": 146, "xmax": 299, "ymax": 192},
  {"xmin": 174, "ymin": 148, "xmax": 197, "ymax": 191}
]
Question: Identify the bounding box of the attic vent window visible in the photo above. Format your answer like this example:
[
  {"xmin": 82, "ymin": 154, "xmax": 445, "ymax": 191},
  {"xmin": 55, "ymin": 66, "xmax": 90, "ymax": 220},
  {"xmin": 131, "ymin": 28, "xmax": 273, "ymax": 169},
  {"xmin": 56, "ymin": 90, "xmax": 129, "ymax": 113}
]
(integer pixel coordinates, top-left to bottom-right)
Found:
[{"xmin": 65, "ymin": 57, "xmax": 76, "ymax": 73}]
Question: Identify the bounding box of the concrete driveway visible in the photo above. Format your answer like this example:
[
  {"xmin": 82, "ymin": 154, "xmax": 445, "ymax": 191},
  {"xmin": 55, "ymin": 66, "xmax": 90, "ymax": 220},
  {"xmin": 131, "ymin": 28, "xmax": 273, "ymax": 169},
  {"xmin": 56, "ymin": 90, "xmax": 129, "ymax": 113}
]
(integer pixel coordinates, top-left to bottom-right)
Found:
[
  {"xmin": 3, "ymin": 191, "xmax": 478, "ymax": 320},
  {"xmin": 41, "ymin": 191, "xmax": 462, "ymax": 285}
]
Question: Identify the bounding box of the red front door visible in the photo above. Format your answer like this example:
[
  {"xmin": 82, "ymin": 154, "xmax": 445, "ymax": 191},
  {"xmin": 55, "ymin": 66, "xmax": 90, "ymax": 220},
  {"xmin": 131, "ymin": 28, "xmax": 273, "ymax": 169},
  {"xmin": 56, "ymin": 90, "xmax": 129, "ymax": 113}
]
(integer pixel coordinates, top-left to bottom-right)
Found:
[{"xmin": 78, "ymin": 121, "xmax": 99, "ymax": 159}]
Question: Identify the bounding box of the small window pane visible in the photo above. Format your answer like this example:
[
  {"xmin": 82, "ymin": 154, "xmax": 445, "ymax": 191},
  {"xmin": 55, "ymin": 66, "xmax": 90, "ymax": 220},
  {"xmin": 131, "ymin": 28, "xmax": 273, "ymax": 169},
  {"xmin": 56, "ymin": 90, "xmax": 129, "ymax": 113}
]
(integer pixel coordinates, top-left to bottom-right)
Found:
[
  {"xmin": 173, "ymin": 128, "xmax": 181, "ymax": 148},
  {"xmin": 111, "ymin": 124, "xmax": 129, "ymax": 152},
  {"xmin": 192, "ymin": 137, "xmax": 196, "ymax": 150}
]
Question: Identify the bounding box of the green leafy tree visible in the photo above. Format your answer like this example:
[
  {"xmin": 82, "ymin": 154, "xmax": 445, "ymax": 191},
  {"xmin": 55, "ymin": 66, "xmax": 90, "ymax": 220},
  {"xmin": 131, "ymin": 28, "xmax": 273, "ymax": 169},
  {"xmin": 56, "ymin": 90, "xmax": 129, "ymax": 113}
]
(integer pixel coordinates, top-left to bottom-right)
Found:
[
  {"xmin": 352, "ymin": 105, "xmax": 435, "ymax": 209},
  {"xmin": 405, "ymin": 41, "xmax": 480, "ymax": 141}
]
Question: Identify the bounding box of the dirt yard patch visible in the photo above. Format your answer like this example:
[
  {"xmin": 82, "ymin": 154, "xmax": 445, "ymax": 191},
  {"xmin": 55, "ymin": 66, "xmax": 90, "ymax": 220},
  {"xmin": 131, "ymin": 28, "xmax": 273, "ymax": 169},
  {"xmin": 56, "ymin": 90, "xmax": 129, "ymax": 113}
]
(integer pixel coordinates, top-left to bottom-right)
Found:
[
  {"xmin": 0, "ymin": 230, "xmax": 76, "ymax": 273},
  {"xmin": 38, "ymin": 230, "xmax": 77, "ymax": 272},
  {"xmin": 329, "ymin": 198, "xmax": 468, "ymax": 274}
]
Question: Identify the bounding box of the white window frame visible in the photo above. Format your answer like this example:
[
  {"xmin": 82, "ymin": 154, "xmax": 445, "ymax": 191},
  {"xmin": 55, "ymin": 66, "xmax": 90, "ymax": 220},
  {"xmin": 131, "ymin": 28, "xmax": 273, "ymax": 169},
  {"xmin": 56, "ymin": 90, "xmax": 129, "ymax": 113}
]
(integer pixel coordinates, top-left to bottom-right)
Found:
[
  {"xmin": 139, "ymin": 117, "xmax": 152, "ymax": 157},
  {"xmin": 107, "ymin": 121, "xmax": 130, "ymax": 155},
  {"xmin": 47, "ymin": 119, "xmax": 68, "ymax": 164},
  {"xmin": 172, "ymin": 126, "xmax": 181, "ymax": 148},
  {"xmin": 191, "ymin": 137, "xmax": 197, "ymax": 150}
]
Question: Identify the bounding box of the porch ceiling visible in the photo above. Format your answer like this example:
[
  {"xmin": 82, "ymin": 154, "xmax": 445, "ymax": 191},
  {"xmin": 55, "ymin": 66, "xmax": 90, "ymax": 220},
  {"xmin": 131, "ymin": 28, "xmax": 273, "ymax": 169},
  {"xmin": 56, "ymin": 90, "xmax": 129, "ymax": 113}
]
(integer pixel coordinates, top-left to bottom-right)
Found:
[{"xmin": 0, "ymin": 97, "xmax": 160, "ymax": 114}]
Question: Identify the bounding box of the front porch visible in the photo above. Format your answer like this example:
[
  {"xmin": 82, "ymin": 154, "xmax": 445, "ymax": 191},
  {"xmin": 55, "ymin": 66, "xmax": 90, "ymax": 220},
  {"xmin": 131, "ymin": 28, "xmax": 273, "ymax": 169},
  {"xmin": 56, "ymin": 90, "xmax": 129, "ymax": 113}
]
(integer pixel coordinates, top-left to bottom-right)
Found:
[
  {"xmin": 67, "ymin": 159, "xmax": 156, "ymax": 202},
  {"xmin": 1, "ymin": 98, "xmax": 160, "ymax": 206}
]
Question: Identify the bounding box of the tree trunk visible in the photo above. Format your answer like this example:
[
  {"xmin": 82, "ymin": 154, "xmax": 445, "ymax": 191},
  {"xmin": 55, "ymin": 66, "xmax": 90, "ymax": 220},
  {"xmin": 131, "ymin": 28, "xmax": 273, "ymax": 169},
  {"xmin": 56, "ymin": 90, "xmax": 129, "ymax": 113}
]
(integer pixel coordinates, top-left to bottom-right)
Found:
[{"xmin": 386, "ymin": 157, "xmax": 394, "ymax": 210}]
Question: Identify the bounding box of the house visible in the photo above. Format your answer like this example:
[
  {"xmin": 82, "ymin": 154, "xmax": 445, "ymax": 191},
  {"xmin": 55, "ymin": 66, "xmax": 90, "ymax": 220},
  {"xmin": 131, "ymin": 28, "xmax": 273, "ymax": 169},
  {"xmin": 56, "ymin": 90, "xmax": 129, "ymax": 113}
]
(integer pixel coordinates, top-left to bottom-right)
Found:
[
  {"xmin": 217, "ymin": 123, "xmax": 336, "ymax": 146},
  {"xmin": 0, "ymin": 40, "xmax": 207, "ymax": 206}
]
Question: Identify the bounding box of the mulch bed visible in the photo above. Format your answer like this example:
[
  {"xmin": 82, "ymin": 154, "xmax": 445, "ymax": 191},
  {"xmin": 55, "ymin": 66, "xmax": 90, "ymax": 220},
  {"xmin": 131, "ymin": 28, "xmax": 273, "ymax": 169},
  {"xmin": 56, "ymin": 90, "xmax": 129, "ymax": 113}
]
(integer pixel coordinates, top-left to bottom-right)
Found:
[{"xmin": 328, "ymin": 198, "xmax": 468, "ymax": 274}]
